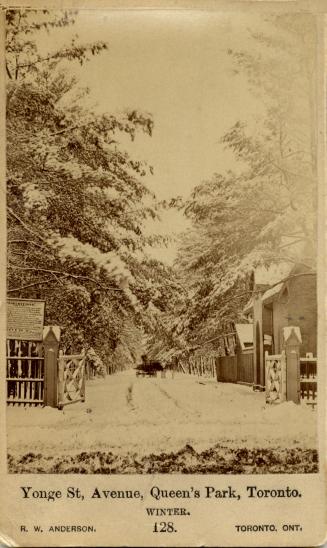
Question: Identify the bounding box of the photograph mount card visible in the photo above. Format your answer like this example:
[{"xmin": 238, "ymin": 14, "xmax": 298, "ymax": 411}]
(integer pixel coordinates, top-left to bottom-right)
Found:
[{"xmin": 0, "ymin": 1, "xmax": 326, "ymax": 546}]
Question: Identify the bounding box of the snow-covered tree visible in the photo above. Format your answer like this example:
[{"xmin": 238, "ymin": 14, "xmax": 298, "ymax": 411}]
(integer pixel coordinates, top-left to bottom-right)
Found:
[
  {"xmin": 162, "ymin": 14, "xmax": 317, "ymax": 348},
  {"xmin": 6, "ymin": 9, "xmax": 171, "ymax": 365}
]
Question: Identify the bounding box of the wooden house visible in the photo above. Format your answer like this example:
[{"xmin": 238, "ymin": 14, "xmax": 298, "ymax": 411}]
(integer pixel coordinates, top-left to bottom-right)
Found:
[{"xmin": 244, "ymin": 263, "xmax": 317, "ymax": 390}]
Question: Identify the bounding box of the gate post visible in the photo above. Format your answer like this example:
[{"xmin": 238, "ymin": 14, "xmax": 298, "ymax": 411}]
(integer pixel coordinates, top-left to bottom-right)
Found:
[
  {"xmin": 43, "ymin": 326, "xmax": 61, "ymax": 408},
  {"xmin": 283, "ymin": 326, "xmax": 301, "ymax": 404},
  {"xmin": 215, "ymin": 357, "xmax": 220, "ymax": 381},
  {"xmin": 80, "ymin": 348, "xmax": 86, "ymax": 402},
  {"xmin": 57, "ymin": 350, "xmax": 65, "ymax": 409}
]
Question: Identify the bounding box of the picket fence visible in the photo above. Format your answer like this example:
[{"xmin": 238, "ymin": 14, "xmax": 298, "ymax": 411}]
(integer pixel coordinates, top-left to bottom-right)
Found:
[
  {"xmin": 6, "ymin": 328, "xmax": 86, "ymax": 408},
  {"xmin": 264, "ymin": 351, "xmax": 317, "ymax": 407},
  {"xmin": 178, "ymin": 351, "xmax": 254, "ymax": 386},
  {"xmin": 299, "ymin": 357, "xmax": 317, "ymax": 406},
  {"xmin": 6, "ymin": 339, "xmax": 44, "ymax": 406}
]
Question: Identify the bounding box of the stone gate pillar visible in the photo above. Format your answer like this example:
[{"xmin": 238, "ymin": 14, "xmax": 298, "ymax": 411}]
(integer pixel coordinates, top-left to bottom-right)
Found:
[{"xmin": 282, "ymin": 326, "xmax": 301, "ymax": 404}]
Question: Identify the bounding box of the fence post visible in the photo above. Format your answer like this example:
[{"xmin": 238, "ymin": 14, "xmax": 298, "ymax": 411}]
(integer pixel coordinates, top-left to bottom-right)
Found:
[
  {"xmin": 43, "ymin": 326, "xmax": 61, "ymax": 408},
  {"xmin": 283, "ymin": 326, "xmax": 301, "ymax": 404},
  {"xmin": 280, "ymin": 350, "xmax": 287, "ymax": 401},
  {"xmin": 80, "ymin": 349, "xmax": 86, "ymax": 402}
]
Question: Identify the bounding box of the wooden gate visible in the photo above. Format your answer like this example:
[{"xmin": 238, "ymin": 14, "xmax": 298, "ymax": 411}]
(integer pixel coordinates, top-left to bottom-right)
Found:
[
  {"xmin": 6, "ymin": 339, "xmax": 44, "ymax": 406},
  {"xmin": 6, "ymin": 328, "xmax": 87, "ymax": 409},
  {"xmin": 265, "ymin": 347, "xmax": 317, "ymax": 406},
  {"xmin": 265, "ymin": 351, "xmax": 286, "ymax": 404},
  {"xmin": 57, "ymin": 350, "xmax": 86, "ymax": 409}
]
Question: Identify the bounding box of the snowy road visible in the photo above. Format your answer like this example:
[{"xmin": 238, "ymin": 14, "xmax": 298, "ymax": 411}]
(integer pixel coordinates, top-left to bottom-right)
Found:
[{"xmin": 7, "ymin": 369, "xmax": 317, "ymax": 458}]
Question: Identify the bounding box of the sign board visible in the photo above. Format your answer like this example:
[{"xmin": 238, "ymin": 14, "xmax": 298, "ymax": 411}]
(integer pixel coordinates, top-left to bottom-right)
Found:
[{"xmin": 7, "ymin": 298, "xmax": 45, "ymax": 341}]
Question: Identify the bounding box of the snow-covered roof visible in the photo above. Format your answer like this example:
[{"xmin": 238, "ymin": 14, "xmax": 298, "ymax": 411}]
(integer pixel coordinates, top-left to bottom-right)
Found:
[
  {"xmin": 254, "ymin": 263, "xmax": 292, "ymax": 286},
  {"xmin": 261, "ymin": 282, "xmax": 284, "ymax": 303},
  {"xmin": 235, "ymin": 323, "xmax": 253, "ymax": 350}
]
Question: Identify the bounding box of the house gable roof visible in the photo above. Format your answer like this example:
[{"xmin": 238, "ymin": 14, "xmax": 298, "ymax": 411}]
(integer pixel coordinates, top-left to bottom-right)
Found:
[
  {"xmin": 243, "ymin": 262, "xmax": 316, "ymax": 313},
  {"xmin": 261, "ymin": 282, "xmax": 284, "ymax": 304}
]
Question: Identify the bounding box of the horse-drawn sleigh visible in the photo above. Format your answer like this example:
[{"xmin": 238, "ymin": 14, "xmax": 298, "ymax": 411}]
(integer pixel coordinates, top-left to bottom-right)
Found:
[{"xmin": 135, "ymin": 355, "xmax": 163, "ymax": 377}]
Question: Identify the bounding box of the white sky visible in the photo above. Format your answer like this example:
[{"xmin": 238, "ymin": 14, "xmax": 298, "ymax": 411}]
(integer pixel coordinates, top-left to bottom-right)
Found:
[{"xmin": 38, "ymin": 10, "xmax": 268, "ymax": 262}]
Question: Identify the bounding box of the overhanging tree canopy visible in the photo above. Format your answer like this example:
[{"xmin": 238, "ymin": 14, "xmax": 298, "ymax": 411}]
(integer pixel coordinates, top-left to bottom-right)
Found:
[
  {"xmin": 6, "ymin": 9, "xmax": 174, "ymax": 364},
  {"xmin": 159, "ymin": 14, "xmax": 317, "ymax": 350}
]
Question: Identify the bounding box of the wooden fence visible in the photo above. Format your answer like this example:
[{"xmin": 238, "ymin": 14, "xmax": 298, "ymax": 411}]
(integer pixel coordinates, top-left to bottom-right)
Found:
[
  {"xmin": 178, "ymin": 351, "xmax": 254, "ymax": 385},
  {"xmin": 215, "ymin": 353, "xmax": 254, "ymax": 385},
  {"xmin": 6, "ymin": 328, "xmax": 86, "ymax": 409},
  {"xmin": 216, "ymin": 355, "xmax": 237, "ymax": 383},
  {"xmin": 6, "ymin": 325, "xmax": 126, "ymax": 409},
  {"xmin": 6, "ymin": 339, "xmax": 44, "ymax": 406},
  {"xmin": 176, "ymin": 326, "xmax": 316, "ymax": 408},
  {"xmin": 300, "ymin": 357, "xmax": 317, "ymax": 406},
  {"xmin": 237, "ymin": 353, "xmax": 254, "ymax": 385},
  {"xmin": 264, "ymin": 341, "xmax": 317, "ymax": 407},
  {"xmin": 180, "ymin": 355, "xmax": 216, "ymax": 377}
]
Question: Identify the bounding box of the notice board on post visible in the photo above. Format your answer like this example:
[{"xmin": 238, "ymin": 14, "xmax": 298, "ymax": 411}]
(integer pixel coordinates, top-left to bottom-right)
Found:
[{"xmin": 7, "ymin": 298, "xmax": 45, "ymax": 341}]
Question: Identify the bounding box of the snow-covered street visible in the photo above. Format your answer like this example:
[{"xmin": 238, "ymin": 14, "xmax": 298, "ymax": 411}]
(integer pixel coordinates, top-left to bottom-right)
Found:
[{"xmin": 7, "ymin": 370, "xmax": 317, "ymax": 464}]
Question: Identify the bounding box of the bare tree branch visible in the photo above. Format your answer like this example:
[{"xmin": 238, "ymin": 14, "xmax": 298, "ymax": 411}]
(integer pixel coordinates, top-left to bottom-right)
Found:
[
  {"xmin": 6, "ymin": 62, "xmax": 13, "ymax": 79},
  {"xmin": 261, "ymin": 255, "xmax": 313, "ymax": 270},
  {"xmin": 8, "ymin": 264, "xmax": 124, "ymax": 291},
  {"xmin": 8, "ymin": 239, "xmax": 45, "ymax": 249},
  {"xmin": 7, "ymin": 278, "xmax": 55, "ymax": 293},
  {"xmin": 7, "ymin": 206, "xmax": 48, "ymax": 244},
  {"xmin": 16, "ymin": 52, "xmax": 67, "ymax": 71}
]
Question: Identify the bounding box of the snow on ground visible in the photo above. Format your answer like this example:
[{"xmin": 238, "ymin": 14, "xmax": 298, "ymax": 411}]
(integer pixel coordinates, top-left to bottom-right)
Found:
[{"xmin": 7, "ymin": 370, "xmax": 317, "ymax": 457}]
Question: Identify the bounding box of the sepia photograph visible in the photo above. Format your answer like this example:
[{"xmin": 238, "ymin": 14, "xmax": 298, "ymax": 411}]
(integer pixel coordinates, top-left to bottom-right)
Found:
[{"xmin": 5, "ymin": 6, "xmax": 319, "ymax": 478}]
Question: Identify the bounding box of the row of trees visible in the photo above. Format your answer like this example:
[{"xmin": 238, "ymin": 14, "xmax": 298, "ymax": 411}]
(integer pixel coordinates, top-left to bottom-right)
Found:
[
  {"xmin": 151, "ymin": 14, "xmax": 317, "ymax": 360},
  {"xmin": 6, "ymin": 11, "xmax": 317, "ymax": 370},
  {"xmin": 6, "ymin": 9, "xmax": 177, "ymax": 370}
]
